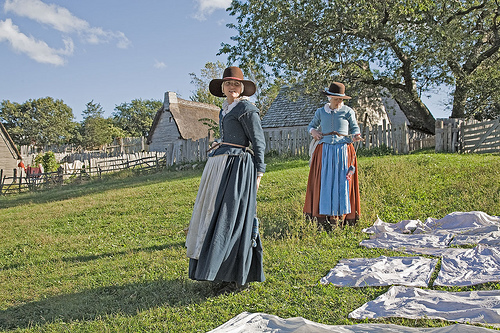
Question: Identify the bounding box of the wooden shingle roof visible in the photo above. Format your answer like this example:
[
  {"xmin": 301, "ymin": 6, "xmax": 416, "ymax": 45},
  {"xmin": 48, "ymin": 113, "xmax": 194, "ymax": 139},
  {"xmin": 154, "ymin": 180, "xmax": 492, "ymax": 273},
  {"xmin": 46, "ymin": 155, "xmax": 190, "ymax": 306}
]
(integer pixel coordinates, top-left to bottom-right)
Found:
[
  {"xmin": 262, "ymin": 86, "xmax": 413, "ymax": 130},
  {"xmin": 261, "ymin": 87, "xmax": 323, "ymax": 128}
]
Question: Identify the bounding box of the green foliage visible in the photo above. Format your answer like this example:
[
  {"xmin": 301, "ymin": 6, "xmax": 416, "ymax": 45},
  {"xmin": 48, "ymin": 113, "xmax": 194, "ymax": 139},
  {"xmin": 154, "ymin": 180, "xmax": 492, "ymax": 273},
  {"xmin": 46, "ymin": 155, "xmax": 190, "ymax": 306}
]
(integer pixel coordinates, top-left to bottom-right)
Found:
[
  {"xmin": 0, "ymin": 153, "xmax": 498, "ymax": 331},
  {"xmin": 79, "ymin": 101, "xmax": 119, "ymax": 149},
  {"xmin": 112, "ymin": 99, "xmax": 163, "ymax": 137},
  {"xmin": 189, "ymin": 61, "xmax": 226, "ymax": 109},
  {"xmin": 357, "ymin": 144, "xmax": 394, "ymax": 157},
  {"xmin": 223, "ymin": 0, "xmax": 500, "ymax": 122},
  {"xmin": 34, "ymin": 151, "xmax": 59, "ymax": 172},
  {"xmin": 465, "ymin": 57, "xmax": 500, "ymax": 121},
  {"xmin": 0, "ymin": 97, "xmax": 76, "ymax": 145},
  {"xmin": 199, "ymin": 117, "xmax": 220, "ymax": 139}
]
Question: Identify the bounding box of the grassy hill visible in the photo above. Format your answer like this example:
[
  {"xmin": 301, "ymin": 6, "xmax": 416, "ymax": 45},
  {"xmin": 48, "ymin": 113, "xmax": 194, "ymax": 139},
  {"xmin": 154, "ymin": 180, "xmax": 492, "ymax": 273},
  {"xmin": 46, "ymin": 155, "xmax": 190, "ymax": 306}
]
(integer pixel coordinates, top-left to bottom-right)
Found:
[{"xmin": 0, "ymin": 152, "xmax": 499, "ymax": 332}]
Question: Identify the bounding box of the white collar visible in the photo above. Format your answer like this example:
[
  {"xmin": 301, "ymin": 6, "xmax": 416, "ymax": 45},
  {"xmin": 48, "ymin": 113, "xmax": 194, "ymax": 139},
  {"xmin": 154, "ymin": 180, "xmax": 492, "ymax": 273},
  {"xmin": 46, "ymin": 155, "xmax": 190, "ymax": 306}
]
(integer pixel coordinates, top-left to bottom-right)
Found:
[
  {"xmin": 222, "ymin": 96, "xmax": 249, "ymax": 116},
  {"xmin": 324, "ymin": 102, "xmax": 343, "ymax": 114}
]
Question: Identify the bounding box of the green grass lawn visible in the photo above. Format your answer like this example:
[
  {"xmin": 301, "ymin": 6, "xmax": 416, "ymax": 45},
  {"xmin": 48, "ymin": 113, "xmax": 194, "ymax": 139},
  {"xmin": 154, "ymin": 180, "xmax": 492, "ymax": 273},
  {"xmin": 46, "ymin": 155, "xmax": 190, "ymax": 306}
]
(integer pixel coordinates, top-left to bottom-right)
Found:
[{"xmin": 0, "ymin": 152, "xmax": 499, "ymax": 332}]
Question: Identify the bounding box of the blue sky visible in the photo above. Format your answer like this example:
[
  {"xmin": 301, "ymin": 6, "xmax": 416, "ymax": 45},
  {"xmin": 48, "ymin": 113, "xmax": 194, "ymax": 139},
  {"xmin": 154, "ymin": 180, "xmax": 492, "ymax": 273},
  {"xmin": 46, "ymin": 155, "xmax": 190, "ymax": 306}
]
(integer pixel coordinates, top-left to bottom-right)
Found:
[
  {"xmin": 0, "ymin": 0, "xmax": 451, "ymax": 122},
  {"xmin": 0, "ymin": 0, "xmax": 235, "ymax": 121}
]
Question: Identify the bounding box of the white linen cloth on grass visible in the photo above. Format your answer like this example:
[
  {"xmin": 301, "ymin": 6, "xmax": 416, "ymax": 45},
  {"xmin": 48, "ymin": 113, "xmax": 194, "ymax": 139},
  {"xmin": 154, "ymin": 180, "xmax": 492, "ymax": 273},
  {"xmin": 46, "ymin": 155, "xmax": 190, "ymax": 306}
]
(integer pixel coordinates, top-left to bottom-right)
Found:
[
  {"xmin": 361, "ymin": 211, "xmax": 500, "ymax": 254},
  {"xmin": 208, "ymin": 311, "xmax": 498, "ymax": 333},
  {"xmin": 414, "ymin": 211, "xmax": 500, "ymax": 235},
  {"xmin": 364, "ymin": 212, "xmax": 500, "ymax": 237},
  {"xmin": 349, "ymin": 285, "xmax": 500, "ymax": 327},
  {"xmin": 450, "ymin": 225, "xmax": 500, "ymax": 247},
  {"xmin": 320, "ymin": 256, "xmax": 437, "ymax": 287},
  {"xmin": 360, "ymin": 232, "xmax": 453, "ymax": 251},
  {"xmin": 434, "ymin": 245, "xmax": 500, "ymax": 287},
  {"xmin": 362, "ymin": 216, "xmax": 425, "ymax": 235}
]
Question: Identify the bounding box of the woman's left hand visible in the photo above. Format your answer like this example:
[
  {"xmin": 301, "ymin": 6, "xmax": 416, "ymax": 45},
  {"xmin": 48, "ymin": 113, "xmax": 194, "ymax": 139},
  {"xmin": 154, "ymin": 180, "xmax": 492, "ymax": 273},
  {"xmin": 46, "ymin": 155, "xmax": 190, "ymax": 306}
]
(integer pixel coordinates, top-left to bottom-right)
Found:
[
  {"xmin": 353, "ymin": 134, "xmax": 364, "ymax": 142},
  {"xmin": 257, "ymin": 175, "xmax": 262, "ymax": 190}
]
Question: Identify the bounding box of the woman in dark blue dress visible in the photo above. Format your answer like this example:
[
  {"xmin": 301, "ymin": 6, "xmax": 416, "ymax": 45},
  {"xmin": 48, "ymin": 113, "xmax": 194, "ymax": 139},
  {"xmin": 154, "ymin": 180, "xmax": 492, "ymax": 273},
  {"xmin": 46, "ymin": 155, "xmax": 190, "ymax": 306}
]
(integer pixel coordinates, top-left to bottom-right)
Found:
[{"xmin": 185, "ymin": 66, "xmax": 266, "ymax": 293}]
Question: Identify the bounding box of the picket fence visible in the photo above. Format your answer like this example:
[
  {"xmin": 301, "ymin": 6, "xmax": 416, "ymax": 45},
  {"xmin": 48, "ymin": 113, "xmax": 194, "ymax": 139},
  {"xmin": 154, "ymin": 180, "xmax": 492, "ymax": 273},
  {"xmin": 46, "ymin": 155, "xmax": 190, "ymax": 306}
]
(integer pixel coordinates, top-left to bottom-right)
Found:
[
  {"xmin": 462, "ymin": 117, "xmax": 500, "ymax": 154},
  {"xmin": 264, "ymin": 120, "xmax": 435, "ymax": 156},
  {"xmin": 5, "ymin": 117, "xmax": 498, "ymax": 195},
  {"xmin": 19, "ymin": 137, "xmax": 149, "ymax": 165}
]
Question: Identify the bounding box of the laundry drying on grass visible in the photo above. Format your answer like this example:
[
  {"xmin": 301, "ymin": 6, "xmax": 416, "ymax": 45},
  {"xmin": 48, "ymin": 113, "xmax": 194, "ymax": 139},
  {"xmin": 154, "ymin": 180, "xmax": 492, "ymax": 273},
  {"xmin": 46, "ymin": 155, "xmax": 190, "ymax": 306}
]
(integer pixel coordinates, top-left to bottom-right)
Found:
[
  {"xmin": 349, "ymin": 286, "xmax": 500, "ymax": 328},
  {"xmin": 209, "ymin": 311, "xmax": 498, "ymax": 333},
  {"xmin": 320, "ymin": 256, "xmax": 437, "ymax": 288}
]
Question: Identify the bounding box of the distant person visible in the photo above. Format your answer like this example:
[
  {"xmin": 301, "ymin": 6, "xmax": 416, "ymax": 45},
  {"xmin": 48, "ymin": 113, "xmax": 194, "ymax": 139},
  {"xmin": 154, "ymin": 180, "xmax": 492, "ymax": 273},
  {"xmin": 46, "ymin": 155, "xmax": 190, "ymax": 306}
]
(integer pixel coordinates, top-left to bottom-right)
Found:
[
  {"xmin": 303, "ymin": 82, "xmax": 363, "ymax": 229},
  {"xmin": 185, "ymin": 66, "xmax": 266, "ymax": 294}
]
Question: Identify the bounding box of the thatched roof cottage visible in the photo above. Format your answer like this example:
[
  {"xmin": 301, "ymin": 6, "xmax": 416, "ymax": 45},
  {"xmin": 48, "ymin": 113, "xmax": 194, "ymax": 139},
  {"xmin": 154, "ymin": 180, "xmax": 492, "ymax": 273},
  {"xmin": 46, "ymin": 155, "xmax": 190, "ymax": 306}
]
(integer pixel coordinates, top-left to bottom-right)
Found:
[{"xmin": 147, "ymin": 92, "xmax": 220, "ymax": 152}]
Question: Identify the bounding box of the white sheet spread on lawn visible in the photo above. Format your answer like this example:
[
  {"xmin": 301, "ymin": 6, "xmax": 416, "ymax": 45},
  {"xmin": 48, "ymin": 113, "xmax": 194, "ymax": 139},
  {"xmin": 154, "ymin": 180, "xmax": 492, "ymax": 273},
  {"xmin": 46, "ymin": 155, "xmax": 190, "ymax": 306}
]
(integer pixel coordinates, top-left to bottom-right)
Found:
[
  {"xmin": 362, "ymin": 216, "xmax": 425, "ymax": 234},
  {"xmin": 361, "ymin": 211, "xmax": 500, "ymax": 253},
  {"xmin": 349, "ymin": 286, "xmax": 500, "ymax": 327},
  {"xmin": 359, "ymin": 231, "xmax": 453, "ymax": 251},
  {"xmin": 341, "ymin": 212, "xmax": 500, "ymax": 326},
  {"xmin": 357, "ymin": 212, "xmax": 500, "ymax": 287},
  {"xmin": 364, "ymin": 212, "xmax": 500, "ymax": 237},
  {"xmin": 434, "ymin": 245, "xmax": 500, "ymax": 287},
  {"xmin": 320, "ymin": 256, "xmax": 437, "ymax": 287},
  {"xmin": 208, "ymin": 312, "xmax": 498, "ymax": 333},
  {"xmin": 212, "ymin": 213, "xmax": 500, "ymax": 331}
]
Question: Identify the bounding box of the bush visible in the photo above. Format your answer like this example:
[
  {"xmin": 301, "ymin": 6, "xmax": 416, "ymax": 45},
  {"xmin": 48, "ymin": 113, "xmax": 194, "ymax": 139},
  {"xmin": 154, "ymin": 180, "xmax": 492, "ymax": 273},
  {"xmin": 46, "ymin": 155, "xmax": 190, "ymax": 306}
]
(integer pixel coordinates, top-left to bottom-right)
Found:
[
  {"xmin": 357, "ymin": 144, "xmax": 394, "ymax": 157},
  {"xmin": 34, "ymin": 151, "xmax": 59, "ymax": 172}
]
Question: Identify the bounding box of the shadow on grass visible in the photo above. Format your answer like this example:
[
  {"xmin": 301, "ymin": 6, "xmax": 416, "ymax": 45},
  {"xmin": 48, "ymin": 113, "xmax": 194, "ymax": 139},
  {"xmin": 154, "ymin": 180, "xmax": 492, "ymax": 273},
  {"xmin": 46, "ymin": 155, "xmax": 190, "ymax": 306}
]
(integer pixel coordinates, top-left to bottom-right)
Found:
[
  {"xmin": 0, "ymin": 168, "xmax": 203, "ymax": 209},
  {"xmin": 1, "ymin": 241, "xmax": 185, "ymax": 271},
  {"xmin": 0, "ymin": 277, "xmax": 215, "ymax": 330}
]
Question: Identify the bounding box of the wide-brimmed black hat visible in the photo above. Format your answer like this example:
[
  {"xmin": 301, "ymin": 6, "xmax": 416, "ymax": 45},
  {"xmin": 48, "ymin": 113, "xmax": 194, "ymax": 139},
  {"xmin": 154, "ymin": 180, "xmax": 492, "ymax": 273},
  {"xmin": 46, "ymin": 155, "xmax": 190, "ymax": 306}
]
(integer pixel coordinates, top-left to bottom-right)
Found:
[
  {"xmin": 209, "ymin": 66, "xmax": 256, "ymax": 97},
  {"xmin": 322, "ymin": 82, "xmax": 351, "ymax": 99}
]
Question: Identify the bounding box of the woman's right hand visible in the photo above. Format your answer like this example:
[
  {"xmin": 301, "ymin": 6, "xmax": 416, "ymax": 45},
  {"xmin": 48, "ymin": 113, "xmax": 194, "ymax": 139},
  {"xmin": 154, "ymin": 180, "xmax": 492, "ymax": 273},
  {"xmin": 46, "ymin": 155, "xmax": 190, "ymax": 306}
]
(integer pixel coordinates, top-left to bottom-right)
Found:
[{"xmin": 311, "ymin": 129, "xmax": 323, "ymax": 141}]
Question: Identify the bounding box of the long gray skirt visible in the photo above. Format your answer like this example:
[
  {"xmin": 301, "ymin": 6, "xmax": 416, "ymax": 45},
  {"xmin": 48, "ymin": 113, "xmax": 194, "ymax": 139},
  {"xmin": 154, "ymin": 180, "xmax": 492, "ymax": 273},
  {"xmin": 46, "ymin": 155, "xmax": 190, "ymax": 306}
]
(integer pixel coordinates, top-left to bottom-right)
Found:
[{"xmin": 187, "ymin": 152, "xmax": 264, "ymax": 285}]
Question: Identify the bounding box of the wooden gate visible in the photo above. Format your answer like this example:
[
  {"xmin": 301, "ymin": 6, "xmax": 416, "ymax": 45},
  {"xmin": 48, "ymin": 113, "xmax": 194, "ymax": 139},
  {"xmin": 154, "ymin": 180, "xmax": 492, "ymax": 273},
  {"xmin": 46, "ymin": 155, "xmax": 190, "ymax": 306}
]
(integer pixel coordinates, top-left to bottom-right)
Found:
[{"xmin": 462, "ymin": 117, "xmax": 500, "ymax": 154}]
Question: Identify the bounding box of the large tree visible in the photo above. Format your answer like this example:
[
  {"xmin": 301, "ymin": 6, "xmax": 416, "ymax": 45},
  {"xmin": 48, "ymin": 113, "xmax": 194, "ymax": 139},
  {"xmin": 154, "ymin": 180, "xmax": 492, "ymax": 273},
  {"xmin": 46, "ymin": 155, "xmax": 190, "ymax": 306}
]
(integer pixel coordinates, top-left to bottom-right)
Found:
[
  {"xmin": 0, "ymin": 97, "xmax": 76, "ymax": 145},
  {"xmin": 112, "ymin": 99, "xmax": 162, "ymax": 137},
  {"xmin": 221, "ymin": 0, "xmax": 500, "ymax": 131},
  {"xmin": 436, "ymin": 1, "xmax": 500, "ymax": 119}
]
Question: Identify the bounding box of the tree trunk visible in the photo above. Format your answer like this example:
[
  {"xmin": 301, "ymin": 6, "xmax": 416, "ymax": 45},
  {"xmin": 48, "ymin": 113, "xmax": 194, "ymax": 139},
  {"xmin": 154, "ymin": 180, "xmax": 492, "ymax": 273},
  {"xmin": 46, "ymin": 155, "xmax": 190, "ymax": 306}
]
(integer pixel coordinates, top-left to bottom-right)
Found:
[
  {"xmin": 392, "ymin": 88, "xmax": 436, "ymax": 135},
  {"xmin": 451, "ymin": 83, "xmax": 467, "ymax": 119}
]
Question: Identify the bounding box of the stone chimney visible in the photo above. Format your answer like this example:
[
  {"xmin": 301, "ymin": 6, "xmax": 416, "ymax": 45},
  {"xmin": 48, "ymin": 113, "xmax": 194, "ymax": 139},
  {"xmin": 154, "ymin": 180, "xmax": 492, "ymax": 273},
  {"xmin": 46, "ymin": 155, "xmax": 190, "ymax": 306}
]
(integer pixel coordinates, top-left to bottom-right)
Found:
[{"xmin": 164, "ymin": 91, "xmax": 178, "ymax": 111}]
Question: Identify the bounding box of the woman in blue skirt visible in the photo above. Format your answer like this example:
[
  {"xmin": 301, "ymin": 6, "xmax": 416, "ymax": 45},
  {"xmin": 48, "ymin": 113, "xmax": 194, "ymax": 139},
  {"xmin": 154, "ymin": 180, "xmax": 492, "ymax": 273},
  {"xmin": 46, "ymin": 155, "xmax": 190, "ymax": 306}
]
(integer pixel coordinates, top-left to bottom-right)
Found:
[
  {"xmin": 185, "ymin": 66, "xmax": 266, "ymax": 294},
  {"xmin": 303, "ymin": 82, "xmax": 363, "ymax": 229}
]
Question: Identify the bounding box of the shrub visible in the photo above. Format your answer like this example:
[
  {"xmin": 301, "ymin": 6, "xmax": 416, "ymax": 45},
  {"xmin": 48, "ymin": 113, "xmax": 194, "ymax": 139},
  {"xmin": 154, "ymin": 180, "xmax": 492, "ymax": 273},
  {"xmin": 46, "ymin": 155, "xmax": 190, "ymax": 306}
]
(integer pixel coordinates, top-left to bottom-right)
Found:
[{"xmin": 34, "ymin": 151, "xmax": 59, "ymax": 172}]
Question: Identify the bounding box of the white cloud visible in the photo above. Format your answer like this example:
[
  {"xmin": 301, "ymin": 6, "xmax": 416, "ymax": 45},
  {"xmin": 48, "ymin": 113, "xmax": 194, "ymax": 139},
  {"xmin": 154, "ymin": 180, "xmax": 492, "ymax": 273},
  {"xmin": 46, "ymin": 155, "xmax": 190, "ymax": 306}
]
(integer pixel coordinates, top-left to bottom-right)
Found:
[
  {"xmin": 154, "ymin": 60, "xmax": 167, "ymax": 69},
  {"xmin": 0, "ymin": 18, "xmax": 73, "ymax": 65},
  {"xmin": 4, "ymin": 0, "xmax": 130, "ymax": 48},
  {"xmin": 194, "ymin": 0, "xmax": 231, "ymax": 20}
]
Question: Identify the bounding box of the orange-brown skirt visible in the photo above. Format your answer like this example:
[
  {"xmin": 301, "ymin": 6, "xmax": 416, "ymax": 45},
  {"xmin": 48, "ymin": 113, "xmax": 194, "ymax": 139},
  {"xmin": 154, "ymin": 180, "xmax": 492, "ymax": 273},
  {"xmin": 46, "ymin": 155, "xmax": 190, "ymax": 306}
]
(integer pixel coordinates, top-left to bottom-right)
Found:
[{"xmin": 303, "ymin": 143, "xmax": 360, "ymax": 224}]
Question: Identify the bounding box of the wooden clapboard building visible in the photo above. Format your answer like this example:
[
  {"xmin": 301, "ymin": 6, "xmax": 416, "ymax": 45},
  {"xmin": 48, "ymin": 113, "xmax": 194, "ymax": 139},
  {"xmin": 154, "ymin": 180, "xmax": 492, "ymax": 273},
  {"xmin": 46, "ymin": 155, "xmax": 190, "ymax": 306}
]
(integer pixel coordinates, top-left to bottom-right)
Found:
[{"xmin": 0, "ymin": 122, "xmax": 22, "ymax": 178}]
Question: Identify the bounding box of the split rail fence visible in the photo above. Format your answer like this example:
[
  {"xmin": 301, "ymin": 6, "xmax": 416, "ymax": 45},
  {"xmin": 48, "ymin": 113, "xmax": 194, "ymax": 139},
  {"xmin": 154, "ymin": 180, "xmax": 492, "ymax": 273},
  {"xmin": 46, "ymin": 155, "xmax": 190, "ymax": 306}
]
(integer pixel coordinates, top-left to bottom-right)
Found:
[{"xmin": 1, "ymin": 138, "xmax": 210, "ymax": 195}]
